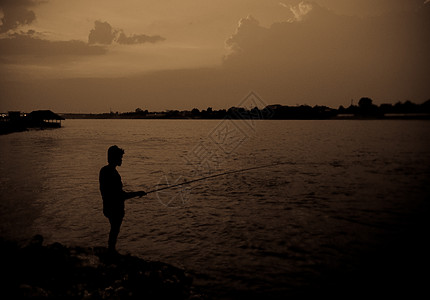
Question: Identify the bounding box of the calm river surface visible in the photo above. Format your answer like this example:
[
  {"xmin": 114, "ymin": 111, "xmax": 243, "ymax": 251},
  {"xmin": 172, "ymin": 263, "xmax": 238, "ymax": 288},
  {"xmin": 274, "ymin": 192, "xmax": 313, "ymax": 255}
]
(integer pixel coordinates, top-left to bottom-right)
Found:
[{"xmin": 1, "ymin": 119, "xmax": 429, "ymax": 298}]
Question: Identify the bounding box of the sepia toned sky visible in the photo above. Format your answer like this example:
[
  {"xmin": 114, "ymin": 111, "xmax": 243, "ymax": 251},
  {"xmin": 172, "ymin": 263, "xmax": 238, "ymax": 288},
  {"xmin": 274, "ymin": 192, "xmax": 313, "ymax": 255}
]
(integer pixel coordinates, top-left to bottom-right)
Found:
[{"xmin": 0, "ymin": 0, "xmax": 429, "ymax": 112}]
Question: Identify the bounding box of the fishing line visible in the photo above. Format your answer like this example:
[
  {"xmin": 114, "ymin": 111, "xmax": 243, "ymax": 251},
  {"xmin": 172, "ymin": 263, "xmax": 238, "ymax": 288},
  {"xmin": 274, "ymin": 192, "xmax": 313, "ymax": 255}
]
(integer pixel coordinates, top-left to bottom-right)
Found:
[{"xmin": 146, "ymin": 162, "xmax": 291, "ymax": 194}]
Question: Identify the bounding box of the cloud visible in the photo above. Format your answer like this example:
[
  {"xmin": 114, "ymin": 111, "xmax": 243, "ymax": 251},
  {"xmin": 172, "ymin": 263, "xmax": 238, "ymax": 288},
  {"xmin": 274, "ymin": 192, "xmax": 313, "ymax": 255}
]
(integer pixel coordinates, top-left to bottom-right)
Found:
[
  {"xmin": 225, "ymin": 15, "xmax": 267, "ymax": 53},
  {"xmin": 0, "ymin": 32, "xmax": 107, "ymax": 58},
  {"xmin": 88, "ymin": 20, "xmax": 165, "ymax": 45},
  {"xmin": 88, "ymin": 20, "xmax": 116, "ymax": 45},
  {"xmin": 288, "ymin": 1, "xmax": 313, "ymax": 21},
  {"xmin": 1, "ymin": 0, "xmax": 104, "ymax": 62},
  {"xmin": 116, "ymin": 31, "xmax": 165, "ymax": 45},
  {"xmin": 223, "ymin": 1, "xmax": 430, "ymax": 105},
  {"xmin": 225, "ymin": 3, "xmax": 334, "ymax": 56},
  {"xmin": 226, "ymin": 1, "xmax": 430, "ymax": 67},
  {"xmin": 0, "ymin": 0, "xmax": 39, "ymax": 33}
]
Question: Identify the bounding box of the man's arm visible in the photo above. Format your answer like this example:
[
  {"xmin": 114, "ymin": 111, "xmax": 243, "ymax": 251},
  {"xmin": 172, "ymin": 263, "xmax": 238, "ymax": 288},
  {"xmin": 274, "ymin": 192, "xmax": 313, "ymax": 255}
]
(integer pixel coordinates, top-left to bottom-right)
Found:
[{"xmin": 124, "ymin": 190, "xmax": 147, "ymax": 200}]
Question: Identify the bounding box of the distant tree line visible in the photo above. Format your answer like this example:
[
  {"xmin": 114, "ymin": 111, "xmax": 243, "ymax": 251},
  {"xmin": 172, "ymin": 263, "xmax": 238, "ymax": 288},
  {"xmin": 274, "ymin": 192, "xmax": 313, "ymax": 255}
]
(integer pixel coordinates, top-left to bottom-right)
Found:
[
  {"xmin": 61, "ymin": 98, "xmax": 430, "ymax": 120},
  {"xmin": 337, "ymin": 98, "xmax": 430, "ymax": 117}
]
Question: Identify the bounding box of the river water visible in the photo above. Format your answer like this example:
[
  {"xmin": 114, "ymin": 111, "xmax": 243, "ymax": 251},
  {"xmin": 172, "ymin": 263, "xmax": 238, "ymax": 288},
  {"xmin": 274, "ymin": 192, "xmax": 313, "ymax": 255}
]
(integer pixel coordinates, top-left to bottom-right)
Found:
[{"xmin": 1, "ymin": 119, "xmax": 429, "ymax": 298}]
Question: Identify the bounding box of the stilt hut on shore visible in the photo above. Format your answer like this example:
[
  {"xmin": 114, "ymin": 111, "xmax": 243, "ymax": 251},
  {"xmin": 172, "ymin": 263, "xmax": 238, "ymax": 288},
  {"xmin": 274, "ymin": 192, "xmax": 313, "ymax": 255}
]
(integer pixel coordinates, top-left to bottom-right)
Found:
[{"xmin": 27, "ymin": 110, "xmax": 65, "ymax": 128}]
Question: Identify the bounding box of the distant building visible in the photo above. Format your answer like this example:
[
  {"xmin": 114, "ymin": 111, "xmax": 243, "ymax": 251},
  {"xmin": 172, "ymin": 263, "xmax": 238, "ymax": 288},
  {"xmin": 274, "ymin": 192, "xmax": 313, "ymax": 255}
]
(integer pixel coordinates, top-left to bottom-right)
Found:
[
  {"xmin": 27, "ymin": 110, "xmax": 65, "ymax": 128},
  {"xmin": 8, "ymin": 111, "xmax": 26, "ymax": 121}
]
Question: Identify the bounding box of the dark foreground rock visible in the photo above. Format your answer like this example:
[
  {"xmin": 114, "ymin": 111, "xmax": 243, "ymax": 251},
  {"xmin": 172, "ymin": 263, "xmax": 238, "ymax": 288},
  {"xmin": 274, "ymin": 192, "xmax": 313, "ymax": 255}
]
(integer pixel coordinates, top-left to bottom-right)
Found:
[{"xmin": 0, "ymin": 235, "xmax": 204, "ymax": 299}]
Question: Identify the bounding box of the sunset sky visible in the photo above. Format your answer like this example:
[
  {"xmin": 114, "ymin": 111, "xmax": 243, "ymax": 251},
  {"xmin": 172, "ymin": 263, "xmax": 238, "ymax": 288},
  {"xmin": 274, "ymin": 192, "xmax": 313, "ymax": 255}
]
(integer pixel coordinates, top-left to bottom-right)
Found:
[{"xmin": 0, "ymin": 0, "xmax": 429, "ymax": 112}]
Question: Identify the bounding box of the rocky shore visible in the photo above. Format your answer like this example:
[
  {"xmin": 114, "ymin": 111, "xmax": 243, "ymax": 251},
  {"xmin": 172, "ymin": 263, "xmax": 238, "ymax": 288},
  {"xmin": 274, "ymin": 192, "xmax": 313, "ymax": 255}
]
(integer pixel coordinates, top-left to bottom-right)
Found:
[{"xmin": 0, "ymin": 235, "xmax": 204, "ymax": 299}]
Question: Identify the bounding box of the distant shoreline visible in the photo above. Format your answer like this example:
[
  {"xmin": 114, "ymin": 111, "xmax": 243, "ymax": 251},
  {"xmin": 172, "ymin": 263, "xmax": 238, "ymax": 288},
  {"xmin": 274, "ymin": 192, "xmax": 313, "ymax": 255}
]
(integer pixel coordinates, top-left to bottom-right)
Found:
[
  {"xmin": 2, "ymin": 99, "xmax": 429, "ymax": 135},
  {"xmin": 59, "ymin": 113, "xmax": 430, "ymax": 120},
  {"xmin": 59, "ymin": 98, "xmax": 430, "ymax": 120}
]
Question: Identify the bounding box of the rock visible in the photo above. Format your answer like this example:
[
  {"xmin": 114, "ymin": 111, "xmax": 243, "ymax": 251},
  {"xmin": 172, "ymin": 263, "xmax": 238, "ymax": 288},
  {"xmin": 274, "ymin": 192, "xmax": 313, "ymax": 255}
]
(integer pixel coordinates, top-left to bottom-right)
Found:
[{"xmin": 0, "ymin": 235, "xmax": 200, "ymax": 299}]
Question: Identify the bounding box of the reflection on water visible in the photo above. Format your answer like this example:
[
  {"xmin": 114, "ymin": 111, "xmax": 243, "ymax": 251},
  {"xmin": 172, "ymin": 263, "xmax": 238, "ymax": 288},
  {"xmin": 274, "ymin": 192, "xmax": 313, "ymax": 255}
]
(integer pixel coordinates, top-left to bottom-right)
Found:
[{"xmin": 1, "ymin": 120, "xmax": 429, "ymax": 297}]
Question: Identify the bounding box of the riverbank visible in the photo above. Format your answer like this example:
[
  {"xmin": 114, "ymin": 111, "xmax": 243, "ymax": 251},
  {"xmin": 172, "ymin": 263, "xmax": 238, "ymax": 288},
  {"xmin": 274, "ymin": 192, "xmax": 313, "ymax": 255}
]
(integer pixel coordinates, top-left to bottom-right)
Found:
[
  {"xmin": 0, "ymin": 235, "xmax": 204, "ymax": 299},
  {"xmin": 60, "ymin": 113, "xmax": 430, "ymax": 120}
]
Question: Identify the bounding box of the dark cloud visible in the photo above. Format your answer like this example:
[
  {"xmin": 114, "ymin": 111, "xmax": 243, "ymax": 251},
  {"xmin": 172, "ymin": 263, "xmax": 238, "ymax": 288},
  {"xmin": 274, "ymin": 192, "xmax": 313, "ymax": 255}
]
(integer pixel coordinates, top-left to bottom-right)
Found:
[
  {"xmin": 223, "ymin": 1, "xmax": 430, "ymax": 104},
  {"xmin": 225, "ymin": 3, "xmax": 354, "ymax": 63},
  {"xmin": 116, "ymin": 31, "xmax": 165, "ymax": 45},
  {"xmin": 226, "ymin": 2, "xmax": 430, "ymax": 63},
  {"xmin": 88, "ymin": 20, "xmax": 165, "ymax": 45},
  {"xmin": 0, "ymin": 32, "xmax": 107, "ymax": 58},
  {"xmin": 88, "ymin": 20, "xmax": 116, "ymax": 45},
  {"xmin": 0, "ymin": 18, "xmax": 165, "ymax": 65},
  {"xmin": 0, "ymin": 0, "xmax": 40, "ymax": 33}
]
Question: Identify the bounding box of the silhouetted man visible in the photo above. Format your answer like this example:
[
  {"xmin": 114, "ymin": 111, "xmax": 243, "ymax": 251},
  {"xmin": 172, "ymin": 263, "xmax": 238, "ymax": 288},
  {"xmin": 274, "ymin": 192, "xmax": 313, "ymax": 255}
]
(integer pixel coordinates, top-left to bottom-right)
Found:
[{"xmin": 99, "ymin": 145, "xmax": 146, "ymax": 253}]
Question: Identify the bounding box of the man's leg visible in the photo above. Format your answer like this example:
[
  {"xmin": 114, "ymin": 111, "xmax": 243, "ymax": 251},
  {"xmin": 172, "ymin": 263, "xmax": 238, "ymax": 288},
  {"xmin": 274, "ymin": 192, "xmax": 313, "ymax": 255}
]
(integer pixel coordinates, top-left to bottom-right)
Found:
[{"xmin": 108, "ymin": 216, "xmax": 123, "ymax": 252}]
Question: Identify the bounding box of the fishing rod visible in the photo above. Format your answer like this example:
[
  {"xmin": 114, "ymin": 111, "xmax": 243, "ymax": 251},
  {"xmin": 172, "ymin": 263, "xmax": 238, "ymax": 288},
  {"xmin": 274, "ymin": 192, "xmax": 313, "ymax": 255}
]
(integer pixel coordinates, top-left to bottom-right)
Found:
[{"xmin": 146, "ymin": 162, "xmax": 290, "ymax": 194}]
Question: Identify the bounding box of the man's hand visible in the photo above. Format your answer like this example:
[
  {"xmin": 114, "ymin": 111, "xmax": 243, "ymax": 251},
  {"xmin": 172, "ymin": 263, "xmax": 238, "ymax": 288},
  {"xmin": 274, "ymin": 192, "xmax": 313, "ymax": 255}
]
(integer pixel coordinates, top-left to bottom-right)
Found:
[{"xmin": 137, "ymin": 191, "xmax": 147, "ymax": 198}]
